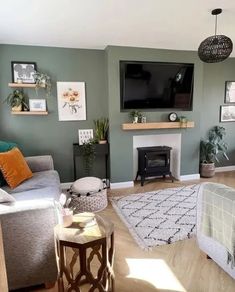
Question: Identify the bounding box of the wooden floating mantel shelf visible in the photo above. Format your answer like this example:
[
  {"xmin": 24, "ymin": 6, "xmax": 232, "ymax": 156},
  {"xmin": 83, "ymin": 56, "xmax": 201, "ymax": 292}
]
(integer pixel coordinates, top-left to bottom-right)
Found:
[
  {"xmin": 8, "ymin": 83, "xmax": 45, "ymax": 88},
  {"xmin": 122, "ymin": 121, "xmax": 195, "ymax": 131},
  {"xmin": 11, "ymin": 111, "xmax": 48, "ymax": 115}
]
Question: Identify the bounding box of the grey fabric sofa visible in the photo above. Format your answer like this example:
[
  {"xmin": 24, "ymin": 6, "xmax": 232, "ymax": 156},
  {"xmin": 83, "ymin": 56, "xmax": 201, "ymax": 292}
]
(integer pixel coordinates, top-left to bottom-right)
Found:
[
  {"xmin": 197, "ymin": 182, "xmax": 235, "ymax": 280},
  {"xmin": 0, "ymin": 155, "xmax": 61, "ymax": 290}
]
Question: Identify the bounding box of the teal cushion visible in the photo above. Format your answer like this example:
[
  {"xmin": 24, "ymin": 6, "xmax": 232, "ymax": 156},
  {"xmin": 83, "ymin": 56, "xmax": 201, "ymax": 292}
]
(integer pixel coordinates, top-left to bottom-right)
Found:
[{"xmin": 0, "ymin": 141, "xmax": 18, "ymax": 186}]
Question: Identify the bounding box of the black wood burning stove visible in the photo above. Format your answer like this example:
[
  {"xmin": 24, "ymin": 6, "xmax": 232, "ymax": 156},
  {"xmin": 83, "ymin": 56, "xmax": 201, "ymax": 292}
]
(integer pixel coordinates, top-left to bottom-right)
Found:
[{"xmin": 135, "ymin": 146, "xmax": 174, "ymax": 186}]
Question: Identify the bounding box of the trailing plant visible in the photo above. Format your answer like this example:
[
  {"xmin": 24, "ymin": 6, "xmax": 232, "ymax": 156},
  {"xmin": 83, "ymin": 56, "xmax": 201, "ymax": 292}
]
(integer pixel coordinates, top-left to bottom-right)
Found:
[
  {"xmin": 80, "ymin": 140, "xmax": 95, "ymax": 175},
  {"xmin": 200, "ymin": 126, "xmax": 229, "ymax": 164},
  {"xmin": 94, "ymin": 117, "xmax": 109, "ymax": 141},
  {"xmin": 129, "ymin": 110, "xmax": 142, "ymax": 122},
  {"xmin": 4, "ymin": 89, "xmax": 29, "ymax": 110},
  {"xmin": 33, "ymin": 71, "xmax": 51, "ymax": 96},
  {"xmin": 179, "ymin": 116, "xmax": 188, "ymax": 127}
]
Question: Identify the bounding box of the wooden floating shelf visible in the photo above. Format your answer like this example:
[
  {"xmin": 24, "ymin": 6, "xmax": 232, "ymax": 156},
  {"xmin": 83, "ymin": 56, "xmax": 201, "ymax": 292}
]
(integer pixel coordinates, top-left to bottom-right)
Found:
[
  {"xmin": 11, "ymin": 111, "xmax": 48, "ymax": 115},
  {"xmin": 8, "ymin": 83, "xmax": 45, "ymax": 88},
  {"xmin": 122, "ymin": 121, "xmax": 195, "ymax": 130}
]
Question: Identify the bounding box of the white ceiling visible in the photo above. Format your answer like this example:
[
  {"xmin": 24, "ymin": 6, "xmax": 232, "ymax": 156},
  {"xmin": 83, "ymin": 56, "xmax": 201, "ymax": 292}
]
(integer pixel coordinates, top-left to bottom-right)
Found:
[{"xmin": 0, "ymin": 0, "xmax": 235, "ymax": 56}]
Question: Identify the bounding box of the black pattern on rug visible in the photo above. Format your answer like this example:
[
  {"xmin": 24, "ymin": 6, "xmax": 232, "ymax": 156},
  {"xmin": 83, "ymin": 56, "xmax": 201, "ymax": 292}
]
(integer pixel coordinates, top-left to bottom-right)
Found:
[{"xmin": 110, "ymin": 184, "xmax": 200, "ymax": 249}]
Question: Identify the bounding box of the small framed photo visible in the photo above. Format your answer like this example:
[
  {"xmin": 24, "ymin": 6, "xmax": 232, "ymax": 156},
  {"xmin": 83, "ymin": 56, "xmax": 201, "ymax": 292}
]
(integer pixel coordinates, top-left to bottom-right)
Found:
[
  {"xmin": 78, "ymin": 129, "xmax": 93, "ymax": 145},
  {"xmin": 29, "ymin": 99, "xmax": 46, "ymax": 112},
  {"xmin": 220, "ymin": 105, "xmax": 235, "ymax": 122},
  {"xmin": 225, "ymin": 81, "xmax": 235, "ymax": 103},
  {"xmin": 11, "ymin": 61, "xmax": 37, "ymax": 84}
]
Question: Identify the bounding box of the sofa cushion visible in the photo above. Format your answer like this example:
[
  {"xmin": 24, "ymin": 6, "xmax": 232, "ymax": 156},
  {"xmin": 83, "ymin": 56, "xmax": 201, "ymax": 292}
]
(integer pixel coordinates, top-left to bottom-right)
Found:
[
  {"xmin": 0, "ymin": 188, "xmax": 15, "ymax": 203},
  {"xmin": 0, "ymin": 141, "xmax": 18, "ymax": 186},
  {"xmin": 2, "ymin": 170, "xmax": 60, "ymax": 197},
  {"xmin": 0, "ymin": 148, "xmax": 33, "ymax": 189}
]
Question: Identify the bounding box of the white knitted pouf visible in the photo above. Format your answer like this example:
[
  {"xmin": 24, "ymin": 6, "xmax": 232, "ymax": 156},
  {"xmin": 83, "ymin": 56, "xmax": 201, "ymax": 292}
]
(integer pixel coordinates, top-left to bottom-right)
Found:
[{"xmin": 68, "ymin": 177, "xmax": 107, "ymax": 213}]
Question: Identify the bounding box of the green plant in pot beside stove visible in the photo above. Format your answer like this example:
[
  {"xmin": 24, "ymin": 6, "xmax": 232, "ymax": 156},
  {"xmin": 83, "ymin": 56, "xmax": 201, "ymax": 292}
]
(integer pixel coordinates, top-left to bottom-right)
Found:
[
  {"xmin": 200, "ymin": 126, "xmax": 229, "ymax": 178},
  {"xmin": 33, "ymin": 71, "xmax": 51, "ymax": 96},
  {"xmin": 94, "ymin": 117, "xmax": 109, "ymax": 144},
  {"xmin": 5, "ymin": 89, "xmax": 29, "ymax": 112}
]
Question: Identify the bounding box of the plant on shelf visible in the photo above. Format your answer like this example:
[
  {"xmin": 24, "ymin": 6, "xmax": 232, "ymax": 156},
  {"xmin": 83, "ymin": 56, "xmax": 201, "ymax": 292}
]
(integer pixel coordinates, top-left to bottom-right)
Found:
[
  {"xmin": 200, "ymin": 125, "xmax": 229, "ymax": 178},
  {"xmin": 94, "ymin": 117, "xmax": 109, "ymax": 144},
  {"xmin": 80, "ymin": 139, "xmax": 96, "ymax": 175},
  {"xmin": 33, "ymin": 71, "xmax": 51, "ymax": 96},
  {"xmin": 129, "ymin": 110, "xmax": 142, "ymax": 123},
  {"xmin": 4, "ymin": 89, "xmax": 29, "ymax": 112},
  {"xmin": 179, "ymin": 116, "xmax": 188, "ymax": 128}
]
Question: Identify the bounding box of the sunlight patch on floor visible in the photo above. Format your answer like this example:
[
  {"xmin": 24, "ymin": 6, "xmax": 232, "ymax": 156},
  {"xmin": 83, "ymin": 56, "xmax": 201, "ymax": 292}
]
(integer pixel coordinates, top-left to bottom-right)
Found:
[{"xmin": 126, "ymin": 258, "xmax": 186, "ymax": 292}]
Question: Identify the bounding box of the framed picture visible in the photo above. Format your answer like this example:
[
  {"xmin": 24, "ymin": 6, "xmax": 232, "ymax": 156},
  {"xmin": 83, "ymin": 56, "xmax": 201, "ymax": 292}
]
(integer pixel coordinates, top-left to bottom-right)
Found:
[
  {"xmin": 220, "ymin": 105, "xmax": 235, "ymax": 122},
  {"xmin": 29, "ymin": 99, "xmax": 46, "ymax": 112},
  {"xmin": 57, "ymin": 82, "xmax": 86, "ymax": 121},
  {"xmin": 11, "ymin": 61, "xmax": 37, "ymax": 84},
  {"xmin": 78, "ymin": 129, "xmax": 94, "ymax": 145},
  {"xmin": 225, "ymin": 81, "xmax": 235, "ymax": 103}
]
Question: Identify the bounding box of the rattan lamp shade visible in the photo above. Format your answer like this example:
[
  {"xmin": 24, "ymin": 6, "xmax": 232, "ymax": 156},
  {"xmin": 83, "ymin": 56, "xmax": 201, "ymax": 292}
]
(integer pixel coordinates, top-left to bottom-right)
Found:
[
  {"xmin": 198, "ymin": 8, "xmax": 233, "ymax": 63},
  {"xmin": 198, "ymin": 35, "xmax": 233, "ymax": 63}
]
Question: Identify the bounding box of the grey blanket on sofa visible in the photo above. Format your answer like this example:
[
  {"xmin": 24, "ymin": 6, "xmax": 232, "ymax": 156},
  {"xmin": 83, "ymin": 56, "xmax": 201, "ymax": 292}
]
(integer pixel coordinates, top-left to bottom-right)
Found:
[{"xmin": 200, "ymin": 183, "xmax": 235, "ymax": 267}]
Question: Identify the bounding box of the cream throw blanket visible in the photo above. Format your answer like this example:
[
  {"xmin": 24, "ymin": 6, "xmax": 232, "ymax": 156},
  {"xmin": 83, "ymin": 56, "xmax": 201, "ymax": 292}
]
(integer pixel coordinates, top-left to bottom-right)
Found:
[{"xmin": 200, "ymin": 183, "xmax": 235, "ymax": 268}]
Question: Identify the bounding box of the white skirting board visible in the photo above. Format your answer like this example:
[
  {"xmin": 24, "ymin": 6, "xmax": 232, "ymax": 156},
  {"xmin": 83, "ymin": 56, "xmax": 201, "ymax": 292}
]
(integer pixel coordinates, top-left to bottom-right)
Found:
[
  {"xmin": 110, "ymin": 181, "xmax": 134, "ymax": 189},
  {"xmin": 179, "ymin": 174, "xmax": 200, "ymax": 181},
  {"xmin": 61, "ymin": 182, "xmax": 73, "ymax": 189},
  {"xmin": 215, "ymin": 165, "xmax": 235, "ymax": 172}
]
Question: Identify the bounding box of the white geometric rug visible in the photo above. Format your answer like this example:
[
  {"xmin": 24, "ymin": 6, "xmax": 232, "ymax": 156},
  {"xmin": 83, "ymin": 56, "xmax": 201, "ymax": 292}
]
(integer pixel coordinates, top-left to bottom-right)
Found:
[{"xmin": 110, "ymin": 184, "xmax": 200, "ymax": 250}]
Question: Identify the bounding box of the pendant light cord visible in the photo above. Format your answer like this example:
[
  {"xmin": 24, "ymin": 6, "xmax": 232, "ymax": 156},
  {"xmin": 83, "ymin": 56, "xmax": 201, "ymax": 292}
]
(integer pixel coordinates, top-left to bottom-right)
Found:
[{"xmin": 215, "ymin": 14, "xmax": 217, "ymax": 36}]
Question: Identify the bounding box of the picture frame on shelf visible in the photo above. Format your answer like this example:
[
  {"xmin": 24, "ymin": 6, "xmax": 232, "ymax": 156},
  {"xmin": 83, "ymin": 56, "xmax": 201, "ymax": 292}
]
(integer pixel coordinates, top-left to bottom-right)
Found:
[
  {"xmin": 220, "ymin": 105, "xmax": 235, "ymax": 122},
  {"xmin": 29, "ymin": 99, "xmax": 46, "ymax": 112},
  {"xmin": 225, "ymin": 81, "xmax": 235, "ymax": 103},
  {"xmin": 11, "ymin": 61, "xmax": 37, "ymax": 84}
]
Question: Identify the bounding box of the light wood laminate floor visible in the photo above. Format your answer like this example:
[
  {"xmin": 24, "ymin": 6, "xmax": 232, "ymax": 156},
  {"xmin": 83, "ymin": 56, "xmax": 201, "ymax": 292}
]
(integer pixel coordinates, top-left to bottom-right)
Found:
[{"xmin": 19, "ymin": 172, "xmax": 235, "ymax": 291}]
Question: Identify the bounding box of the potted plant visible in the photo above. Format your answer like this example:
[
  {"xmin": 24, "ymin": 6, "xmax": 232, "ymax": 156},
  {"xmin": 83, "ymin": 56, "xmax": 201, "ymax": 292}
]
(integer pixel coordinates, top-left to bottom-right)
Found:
[
  {"xmin": 80, "ymin": 140, "xmax": 96, "ymax": 175},
  {"xmin": 200, "ymin": 126, "xmax": 229, "ymax": 177},
  {"xmin": 4, "ymin": 89, "xmax": 29, "ymax": 112},
  {"xmin": 33, "ymin": 71, "xmax": 51, "ymax": 96},
  {"xmin": 129, "ymin": 110, "xmax": 142, "ymax": 123},
  {"xmin": 94, "ymin": 118, "xmax": 109, "ymax": 144}
]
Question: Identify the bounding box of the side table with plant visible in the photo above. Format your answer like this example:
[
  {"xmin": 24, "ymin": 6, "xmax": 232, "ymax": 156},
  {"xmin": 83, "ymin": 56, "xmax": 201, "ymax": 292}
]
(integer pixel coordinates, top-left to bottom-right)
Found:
[
  {"xmin": 200, "ymin": 125, "xmax": 229, "ymax": 177},
  {"xmin": 4, "ymin": 89, "xmax": 29, "ymax": 112}
]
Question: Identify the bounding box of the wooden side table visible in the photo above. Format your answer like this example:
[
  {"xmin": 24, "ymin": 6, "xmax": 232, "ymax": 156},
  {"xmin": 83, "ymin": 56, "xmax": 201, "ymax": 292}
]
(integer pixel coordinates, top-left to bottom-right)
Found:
[
  {"xmin": 55, "ymin": 215, "xmax": 114, "ymax": 292},
  {"xmin": 0, "ymin": 221, "xmax": 8, "ymax": 292}
]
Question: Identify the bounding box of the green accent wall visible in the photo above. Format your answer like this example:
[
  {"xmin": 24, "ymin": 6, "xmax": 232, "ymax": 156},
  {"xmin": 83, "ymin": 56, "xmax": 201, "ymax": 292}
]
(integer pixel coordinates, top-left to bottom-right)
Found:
[
  {"xmin": 0, "ymin": 44, "xmax": 107, "ymax": 182},
  {"xmin": 106, "ymin": 46, "xmax": 204, "ymax": 182},
  {"xmin": 0, "ymin": 44, "xmax": 234, "ymax": 183}
]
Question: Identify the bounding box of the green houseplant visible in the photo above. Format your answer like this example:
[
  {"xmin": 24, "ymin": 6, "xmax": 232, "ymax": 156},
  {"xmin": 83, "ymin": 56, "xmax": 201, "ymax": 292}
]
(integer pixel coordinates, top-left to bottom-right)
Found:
[
  {"xmin": 94, "ymin": 117, "xmax": 109, "ymax": 144},
  {"xmin": 80, "ymin": 140, "xmax": 95, "ymax": 175},
  {"xmin": 129, "ymin": 110, "xmax": 142, "ymax": 123},
  {"xmin": 200, "ymin": 126, "xmax": 229, "ymax": 177},
  {"xmin": 33, "ymin": 71, "xmax": 51, "ymax": 96},
  {"xmin": 5, "ymin": 89, "xmax": 29, "ymax": 112}
]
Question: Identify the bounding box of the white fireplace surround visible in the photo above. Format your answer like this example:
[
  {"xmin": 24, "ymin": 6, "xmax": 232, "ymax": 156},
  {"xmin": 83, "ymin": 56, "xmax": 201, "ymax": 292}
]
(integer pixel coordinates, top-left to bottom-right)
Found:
[{"xmin": 133, "ymin": 134, "xmax": 181, "ymax": 181}]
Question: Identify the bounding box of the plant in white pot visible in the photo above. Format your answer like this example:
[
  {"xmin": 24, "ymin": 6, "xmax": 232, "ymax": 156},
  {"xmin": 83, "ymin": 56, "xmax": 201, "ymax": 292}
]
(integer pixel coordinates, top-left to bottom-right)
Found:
[
  {"xmin": 5, "ymin": 89, "xmax": 29, "ymax": 112},
  {"xmin": 200, "ymin": 126, "xmax": 229, "ymax": 178},
  {"xmin": 94, "ymin": 118, "xmax": 109, "ymax": 144}
]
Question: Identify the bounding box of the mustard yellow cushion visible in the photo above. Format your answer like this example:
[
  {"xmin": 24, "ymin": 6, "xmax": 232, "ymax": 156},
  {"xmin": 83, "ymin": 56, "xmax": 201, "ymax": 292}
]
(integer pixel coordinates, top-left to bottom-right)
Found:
[{"xmin": 0, "ymin": 147, "xmax": 33, "ymax": 189}]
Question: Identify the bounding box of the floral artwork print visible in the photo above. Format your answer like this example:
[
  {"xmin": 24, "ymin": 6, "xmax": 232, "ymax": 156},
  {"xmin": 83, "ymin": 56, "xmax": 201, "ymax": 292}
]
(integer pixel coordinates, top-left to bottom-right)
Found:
[{"xmin": 57, "ymin": 82, "xmax": 86, "ymax": 121}]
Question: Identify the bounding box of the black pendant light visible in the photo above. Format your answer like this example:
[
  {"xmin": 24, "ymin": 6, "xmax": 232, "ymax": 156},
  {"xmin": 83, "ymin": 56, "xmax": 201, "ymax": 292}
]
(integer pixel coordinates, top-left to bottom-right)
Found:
[{"xmin": 198, "ymin": 8, "xmax": 233, "ymax": 63}]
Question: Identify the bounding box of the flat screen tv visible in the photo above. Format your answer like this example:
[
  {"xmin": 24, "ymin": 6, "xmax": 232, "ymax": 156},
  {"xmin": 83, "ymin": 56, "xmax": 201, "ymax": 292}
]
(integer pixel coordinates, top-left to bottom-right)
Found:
[{"xmin": 120, "ymin": 61, "xmax": 194, "ymax": 110}]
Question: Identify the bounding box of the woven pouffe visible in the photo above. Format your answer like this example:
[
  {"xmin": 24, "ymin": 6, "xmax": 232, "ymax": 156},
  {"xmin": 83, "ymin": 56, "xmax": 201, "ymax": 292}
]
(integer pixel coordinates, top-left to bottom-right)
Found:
[{"xmin": 68, "ymin": 177, "xmax": 107, "ymax": 213}]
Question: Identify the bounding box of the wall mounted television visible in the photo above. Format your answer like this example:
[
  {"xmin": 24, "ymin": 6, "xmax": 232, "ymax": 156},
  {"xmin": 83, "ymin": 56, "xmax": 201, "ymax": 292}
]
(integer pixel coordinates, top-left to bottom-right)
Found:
[{"xmin": 120, "ymin": 61, "xmax": 194, "ymax": 111}]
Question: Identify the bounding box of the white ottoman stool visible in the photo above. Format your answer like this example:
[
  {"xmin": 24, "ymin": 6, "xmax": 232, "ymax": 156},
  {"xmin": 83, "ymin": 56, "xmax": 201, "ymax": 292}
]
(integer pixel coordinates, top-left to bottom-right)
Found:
[{"xmin": 68, "ymin": 177, "xmax": 108, "ymax": 213}]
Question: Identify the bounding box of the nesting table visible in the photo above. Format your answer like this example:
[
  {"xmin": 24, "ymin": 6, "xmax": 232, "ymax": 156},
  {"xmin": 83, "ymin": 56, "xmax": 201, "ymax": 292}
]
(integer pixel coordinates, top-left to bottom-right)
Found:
[{"xmin": 55, "ymin": 215, "xmax": 114, "ymax": 292}]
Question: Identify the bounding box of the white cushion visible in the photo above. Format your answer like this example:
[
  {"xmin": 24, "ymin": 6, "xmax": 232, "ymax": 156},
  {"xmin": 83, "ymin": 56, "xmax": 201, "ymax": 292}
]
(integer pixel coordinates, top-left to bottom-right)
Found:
[
  {"xmin": 72, "ymin": 177, "xmax": 104, "ymax": 196},
  {"xmin": 0, "ymin": 188, "xmax": 15, "ymax": 203}
]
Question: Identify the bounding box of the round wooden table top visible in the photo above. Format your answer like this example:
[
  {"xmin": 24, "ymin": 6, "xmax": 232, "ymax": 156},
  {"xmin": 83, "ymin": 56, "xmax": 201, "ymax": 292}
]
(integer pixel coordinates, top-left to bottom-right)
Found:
[{"xmin": 54, "ymin": 213, "xmax": 114, "ymax": 245}]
